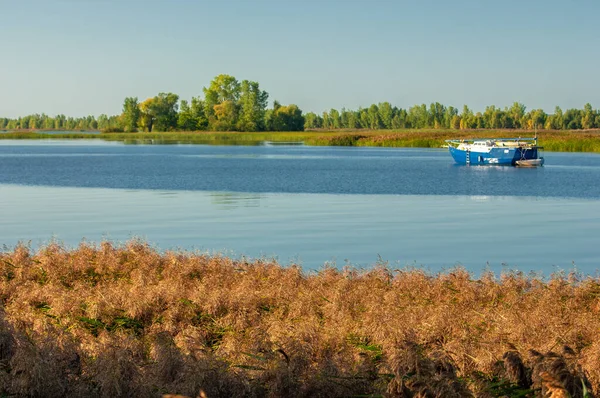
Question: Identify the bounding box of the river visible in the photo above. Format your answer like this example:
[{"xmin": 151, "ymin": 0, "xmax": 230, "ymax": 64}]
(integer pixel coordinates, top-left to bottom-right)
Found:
[{"xmin": 0, "ymin": 140, "xmax": 598, "ymax": 274}]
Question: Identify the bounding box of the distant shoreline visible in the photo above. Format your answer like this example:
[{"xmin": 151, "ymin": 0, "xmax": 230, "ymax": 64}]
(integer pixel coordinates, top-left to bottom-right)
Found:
[{"xmin": 1, "ymin": 128, "xmax": 600, "ymax": 152}]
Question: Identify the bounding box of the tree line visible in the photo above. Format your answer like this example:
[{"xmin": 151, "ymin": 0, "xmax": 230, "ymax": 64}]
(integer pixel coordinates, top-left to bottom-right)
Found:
[
  {"xmin": 306, "ymin": 102, "xmax": 600, "ymax": 131},
  {"xmin": 0, "ymin": 74, "xmax": 304, "ymax": 133},
  {"xmin": 1, "ymin": 74, "xmax": 599, "ymax": 132}
]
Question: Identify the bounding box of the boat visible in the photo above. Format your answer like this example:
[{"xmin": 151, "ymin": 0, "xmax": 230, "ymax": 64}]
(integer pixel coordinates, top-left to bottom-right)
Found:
[
  {"xmin": 445, "ymin": 137, "xmax": 544, "ymax": 166},
  {"xmin": 515, "ymin": 158, "xmax": 544, "ymax": 167}
]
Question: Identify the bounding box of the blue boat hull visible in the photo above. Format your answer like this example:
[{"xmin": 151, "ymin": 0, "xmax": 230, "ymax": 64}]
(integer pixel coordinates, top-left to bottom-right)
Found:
[{"xmin": 448, "ymin": 146, "xmax": 539, "ymax": 166}]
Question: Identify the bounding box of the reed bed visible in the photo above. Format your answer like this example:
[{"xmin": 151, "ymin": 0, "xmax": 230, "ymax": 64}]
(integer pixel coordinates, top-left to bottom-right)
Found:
[
  {"xmin": 2, "ymin": 129, "xmax": 600, "ymax": 153},
  {"xmin": 0, "ymin": 240, "xmax": 598, "ymax": 397},
  {"xmin": 0, "ymin": 131, "xmax": 323, "ymax": 145},
  {"xmin": 306, "ymin": 130, "xmax": 600, "ymax": 152}
]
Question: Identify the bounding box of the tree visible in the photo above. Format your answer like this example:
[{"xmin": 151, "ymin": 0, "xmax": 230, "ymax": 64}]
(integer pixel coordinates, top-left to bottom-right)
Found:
[
  {"xmin": 508, "ymin": 102, "xmax": 526, "ymax": 128},
  {"xmin": 340, "ymin": 108, "xmax": 357, "ymax": 129},
  {"xmin": 378, "ymin": 102, "xmax": 393, "ymax": 129},
  {"xmin": 304, "ymin": 112, "xmax": 322, "ymax": 129},
  {"xmin": 329, "ymin": 109, "xmax": 341, "ymax": 129},
  {"xmin": 237, "ymin": 80, "xmax": 268, "ymax": 131},
  {"xmin": 450, "ymin": 115, "xmax": 461, "ymax": 129},
  {"xmin": 271, "ymin": 103, "xmax": 304, "ymax": 131},
  {"xmin": 177, "ymin": 100, "xmax": 195, "ymax": 131},
  {"xmin": 581, "ymin": 103, "xmax": 596, "ymax": 129},
  {"xmin": 460, "ymin": 105, "xmax": 476, "ymax": 129},
  {"xmin": 178, "ymin": 97, "xmax": 208, "ymax": 131},
  {"xmin": 213, "ymin": 101, "xmax": 238, "ymax": 131},
  {"xmin": 528, "ymin": 109, "xmax": 547, "ymax": 130},
  {"xmin": 483, "ymin": 106, "xmax": 499, "ymax": 129},
  {"xmin": 359, "ymin": 108, "xmax": 369, "ymax": 128},
  {"xmin": 408, "ymin": 104, "xmax": 430, "ymax": 128},
  {"xmin": 138, "ymin": 98, "xmax": 156, "ymax": 132},
  {"xmin": 138, "ymin": 93, "xmax": 179, "ymax": 132},
  {"xmin": 153, "ymin": 93, "xmax": 179, "ymax": 131},
  {"xmin": 191, "ymin": 97, "xmax": 208, "ymax": 130},
  {"xmin": 563, "ymin": 108, "xmax": 582, "ymax": 130},
  {"xmin": 548, "ymin": 106, "xmax": 563, "ymax": 129},
  {"xmin": 322, "ymin": 111, "xmax": 330, "ymax": 129},
  {"xmin": 391, "ymin": 109, "xmax": 408, "ymax": 129},
  {"xmin": 429, "ymin": 102, "xmax": 446, "ymax": 129},
  {"xmin": 121, "ymin": 97, "xmax": 140, "ymax": 132},
  {"xmin": 367, "ymin": 104, "xmax": 381, "ymax": 129},
  {"xmin": 203, "ymin": 74, "xmax": 241, "ymax": 128}
]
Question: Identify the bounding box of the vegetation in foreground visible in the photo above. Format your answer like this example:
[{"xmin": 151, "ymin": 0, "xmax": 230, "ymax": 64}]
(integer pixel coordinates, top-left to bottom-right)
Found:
[{"xmin": 0, "ymin": 240, "xmax": 598, "ymax": 397}]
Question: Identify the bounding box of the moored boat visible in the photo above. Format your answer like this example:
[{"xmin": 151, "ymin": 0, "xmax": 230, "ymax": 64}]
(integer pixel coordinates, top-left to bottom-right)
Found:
[
  {"xmin": 515, "ymin": 158, "xmax": 544, "ymax": 167},
  {"xmin": 445, "ymin": 137, "xmax": 543, "ymax": 166}
]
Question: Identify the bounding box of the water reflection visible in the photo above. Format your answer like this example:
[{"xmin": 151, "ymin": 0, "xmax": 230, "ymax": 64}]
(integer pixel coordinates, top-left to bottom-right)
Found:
[
  {"xmin": 1, "ymin": 184, "xmax": 598, "ymax": 274},
  {"xmin": 210, "ymin": 192, "xmax": 263, "ymax": 208},
  {"xmin": 120, "ymin": 139, "xmax": 264, "ymax": 146},
  {"xmin": 469, "ymin": 195, "xmax": 492, "ymax": 201}
]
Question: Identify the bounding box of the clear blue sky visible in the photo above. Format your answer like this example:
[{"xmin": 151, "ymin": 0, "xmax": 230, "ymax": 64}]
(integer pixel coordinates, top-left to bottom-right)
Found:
[{"xmin": 1, "ymin": 0, "xmax": 599, "ymax": 118}]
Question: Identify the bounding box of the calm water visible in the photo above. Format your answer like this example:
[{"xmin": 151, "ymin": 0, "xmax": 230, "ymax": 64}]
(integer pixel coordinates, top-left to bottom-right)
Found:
[{"xmin": 0, "ymin": 140, "xmax": 599, "ymax": 274}]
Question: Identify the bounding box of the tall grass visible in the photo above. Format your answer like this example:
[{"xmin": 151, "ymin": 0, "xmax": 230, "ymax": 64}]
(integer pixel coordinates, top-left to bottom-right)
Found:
[
  {"xmin": 0, "ymin": 240, "xmax": 598, "ymax": 397},
  {"xmin": 0, "ymin": 131, "xmax": 325, "ymax": 145},
  {"xmin": 307, "ymin": 129, "xmax": 600, "ymax": 152},
  {"xmin": 2, "ymin": 129, "xmax": 600, "ymax": 152}
]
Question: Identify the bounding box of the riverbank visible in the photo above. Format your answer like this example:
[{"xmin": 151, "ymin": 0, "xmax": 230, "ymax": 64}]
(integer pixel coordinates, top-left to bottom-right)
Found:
[
  {"xmin": 1, "ymin": 129, "xmax": 600, "ymax": 152},
  {"xmin": 0, "ymin": 241, "xmax": 597, "ymax": 397}
]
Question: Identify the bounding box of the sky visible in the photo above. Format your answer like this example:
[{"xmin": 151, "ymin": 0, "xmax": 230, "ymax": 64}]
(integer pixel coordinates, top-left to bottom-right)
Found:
[{"xmin": 1, "ymin": 0, "xmax": 599, "ymax": 118}]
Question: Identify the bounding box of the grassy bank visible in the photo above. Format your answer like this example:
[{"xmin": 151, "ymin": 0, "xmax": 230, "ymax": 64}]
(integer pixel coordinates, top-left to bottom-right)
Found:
[
  {"xmin": 0, "ymin": 241, "xmax": 598, "ymax": 397},
  {"xmin": 0, "ymin": 131, "xmax": 321, "ymax": 146},
  {"xmin": 306, "ymin": 129, "xmax": 600, "ymax": 152},
  {"xmin": 2, "ymin": 129, "xmax": 600, "ymax": 152}
]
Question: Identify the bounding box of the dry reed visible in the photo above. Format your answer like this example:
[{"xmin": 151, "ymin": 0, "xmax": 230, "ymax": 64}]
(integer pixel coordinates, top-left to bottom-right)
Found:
[{"xmin": 0, "ymin": 240, "xmax": 597, "ymax": 397}]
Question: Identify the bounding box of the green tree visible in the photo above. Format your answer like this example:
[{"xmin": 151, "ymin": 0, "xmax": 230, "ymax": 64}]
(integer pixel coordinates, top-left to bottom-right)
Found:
[
  {"xmin": 528, "ymin": 109, "xmax": 547, "ymax": 130},
  {"xmin": 450, "ymin": 115, "xmax": 461, "ymax": 129},
  {"xmin": 408, "ymin": 104, "xmax": 430, "ymax": 128},
  {"xmin": 322, "ymin": 111, "xmax": 330, "ymax": 129},
  {"xmin": 483, "ymin": 106, "xmax": 499, "ymax": 128},
  {"xmin": 154, "ymin": 92, "xmax": 179, "ymax": 131},
  {"xmin": 460, "ymin": 105, "xmax": 476, "ymax": 129},
  {"xmin": 178, "ymin": 97, "xmax": 207, "ymax": 131},
  {"xmin": 359, "ymin": 108, "xmax": 369, "ymax": 128},
  {"xmin": 97, "ymin": 114, "xmax": 109, "ymax": 130},
  {"xmin": 546, "ymin": 106, "xmax": 563, "ymax": 129},
  {"xmin": 138, "ymin": 98, "xmax": 156, "ymax": 132},
  {"xmin": 563, "ymin": 108, "xmax": 582, "ymax": 129},
  {"xmin": 304, "ymin": 112, "xmax": 322, "ymax": 129},
  {"xmin": 329, "ymin": 109, "xmax": 341, "ymax": 129},
  {"xmin": 508, "ymin": 102, "xmax": 526, "ymax": 128},
  {"xmin": 203, "ymin": 74, "xmax": 241, "ymax": 128},
  {"xmin": 213, "ymin": 100, "xmax": 238, "ymax": 131},
  {"xmin": 177, "ymin": 100, "xmax": 196, "ymax": 131},
  {"xmin": 367, "ymin": 104, "xmax": 381, "ymax": 129},
  {"xmin": 138, "ymin": 93, "xmax": 179, "ymax": 132},
  {"xmin": 581, "ymin": 103, "xmax": 596, "ymax": 129},
  {"xmin": 43, "ymin": 115, "xmax": 54, "ymax": 129},
  {"xmin": 429, "ymin": 102, "xmax": 446, "ymax": 129},
  {"xmin": 378, "ymin": 102, "xmax": 393, "ymax": 129},
  {"xmin": 271, "ymin": 103, "xmax": 304, "ymax": 131},
  {"xmin": 121, "ymin": 97, "xmax": 140, "ymax": 132},
  {"xmin": 237, "ymin": 80, "xmax": 268, "ymax": 131}
]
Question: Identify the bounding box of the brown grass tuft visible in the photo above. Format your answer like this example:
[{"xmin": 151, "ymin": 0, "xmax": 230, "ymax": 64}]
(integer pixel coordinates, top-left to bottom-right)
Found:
[{"xmin": 0, "ymin": 241, "xmax": 599, "ymax": 397}]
